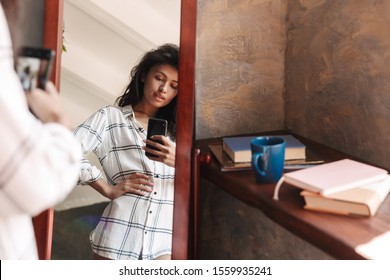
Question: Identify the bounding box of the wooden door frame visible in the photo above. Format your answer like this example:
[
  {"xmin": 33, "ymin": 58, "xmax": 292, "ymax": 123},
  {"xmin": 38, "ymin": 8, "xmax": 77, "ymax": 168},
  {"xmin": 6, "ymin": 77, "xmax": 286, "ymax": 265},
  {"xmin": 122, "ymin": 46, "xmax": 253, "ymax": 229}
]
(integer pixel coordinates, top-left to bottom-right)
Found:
[
  {"xmin": 32, "ymin": 0, "xmax": 64, "ymax": 260},
  {"xmin": 171, "ymin": 0, "xmax": 197, "ymax": 260}
]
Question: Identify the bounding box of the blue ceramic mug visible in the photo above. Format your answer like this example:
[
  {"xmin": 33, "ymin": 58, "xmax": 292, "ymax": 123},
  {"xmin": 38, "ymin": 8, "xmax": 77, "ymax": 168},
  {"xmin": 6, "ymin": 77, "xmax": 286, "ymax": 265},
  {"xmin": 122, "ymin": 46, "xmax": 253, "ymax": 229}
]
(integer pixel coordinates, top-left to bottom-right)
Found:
[{"xmin": 251, "ymin": 136, "xmax": 285, "ymax": 183}]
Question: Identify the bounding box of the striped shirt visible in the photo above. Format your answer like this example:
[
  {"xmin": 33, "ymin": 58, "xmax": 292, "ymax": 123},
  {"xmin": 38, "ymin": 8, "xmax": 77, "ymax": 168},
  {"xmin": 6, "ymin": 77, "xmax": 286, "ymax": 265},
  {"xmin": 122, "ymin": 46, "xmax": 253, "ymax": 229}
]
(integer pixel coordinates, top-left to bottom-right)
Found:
[{"xmin": 73, "ymin": 105, "xmax": 175, "ymax": 260}]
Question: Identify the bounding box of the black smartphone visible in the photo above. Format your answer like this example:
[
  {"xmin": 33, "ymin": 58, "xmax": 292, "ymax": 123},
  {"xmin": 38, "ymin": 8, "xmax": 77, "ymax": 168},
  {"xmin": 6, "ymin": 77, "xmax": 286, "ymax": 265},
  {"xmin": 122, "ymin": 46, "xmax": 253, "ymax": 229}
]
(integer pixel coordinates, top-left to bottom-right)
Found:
[
  {"xmin": 145, "ymin": 118, "xmax": 168, "ymax": 157},
  {"xmin": 16, "ymin": 46, "xmax": 55, "ymax": 91}
]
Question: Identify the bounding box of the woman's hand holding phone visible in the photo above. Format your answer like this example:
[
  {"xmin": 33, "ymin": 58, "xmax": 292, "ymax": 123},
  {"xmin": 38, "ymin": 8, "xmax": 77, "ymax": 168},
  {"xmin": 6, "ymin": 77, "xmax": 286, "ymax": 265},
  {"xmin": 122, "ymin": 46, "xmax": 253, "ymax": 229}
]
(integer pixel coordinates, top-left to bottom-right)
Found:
[
  {"xmin": 143, "ymin": 135, "xmax": 176, "ymax": 167},
  {"xmin": 144, "ymin": 118, "xmax": 175, "ymax": 167},
  {"xmin": 25, "ymin": 81, "xmax": 72, "ymax": 129},
  {"xmin": 17, "ymin": 46, "xmax": 55, "ymax": 91},
  {"xmin": 17, "ymin": 46, "xmax": 71, "ymax": 129}
]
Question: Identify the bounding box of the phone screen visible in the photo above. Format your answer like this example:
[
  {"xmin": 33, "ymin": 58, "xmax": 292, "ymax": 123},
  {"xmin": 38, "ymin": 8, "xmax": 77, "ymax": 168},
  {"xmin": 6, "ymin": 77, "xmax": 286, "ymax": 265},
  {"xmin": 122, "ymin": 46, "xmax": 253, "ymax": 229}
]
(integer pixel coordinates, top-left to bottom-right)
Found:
[
  {"xmin": 146, "ymin": 118, "xmax": 168, "ymax": 157},
  {"xmin": 16, "ymin": 47, "xmax": 55, "ymax": 91}
]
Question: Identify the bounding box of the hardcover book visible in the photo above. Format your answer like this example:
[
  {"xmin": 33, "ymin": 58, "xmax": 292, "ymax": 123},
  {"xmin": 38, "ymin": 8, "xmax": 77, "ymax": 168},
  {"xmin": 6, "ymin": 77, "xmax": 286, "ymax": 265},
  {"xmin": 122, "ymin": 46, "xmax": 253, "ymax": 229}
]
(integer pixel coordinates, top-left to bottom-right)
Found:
[
  {"xmin": 222, "ymin": 134, "xmax": 306, "ymax": 163},
  {"xmin": 300, "ymin": 175, "xmax": 390, "ymax": 216},
  {"xmin": 273, "ymin": 159, "xmax": 389, "ymax": 200},
  {"xmin": 209, "ymin": 144, "xmax": 323, "ymax": 172}
]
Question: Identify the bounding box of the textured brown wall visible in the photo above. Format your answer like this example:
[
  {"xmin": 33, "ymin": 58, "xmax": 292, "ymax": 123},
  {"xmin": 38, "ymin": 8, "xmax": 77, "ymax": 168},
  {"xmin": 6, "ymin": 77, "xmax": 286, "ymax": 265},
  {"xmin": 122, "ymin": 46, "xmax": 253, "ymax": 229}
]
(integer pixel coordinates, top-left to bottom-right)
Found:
[
  {"xmin": 194, "ymin": 0, "xmax": 326, "ymax": 260},
  {"xmin": 195, "ymin": 0, "xmax": 390, "ymax": 260},
  {"xmin": 285, "ymin": 0, "xmax": 390, "ymax": 168},
  {"xmin": 195, "ymin": 0, "xmax": 287, "ymax": 139},
  {"xmin": 199, "ymin": 179, "xmax": 332, "ymax": 259}
]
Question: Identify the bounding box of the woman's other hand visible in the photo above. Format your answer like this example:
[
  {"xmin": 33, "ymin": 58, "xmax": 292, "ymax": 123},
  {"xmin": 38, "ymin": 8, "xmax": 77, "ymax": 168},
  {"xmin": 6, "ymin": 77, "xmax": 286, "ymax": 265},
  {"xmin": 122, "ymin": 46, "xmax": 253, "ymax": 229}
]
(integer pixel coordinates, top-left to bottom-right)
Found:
[{"xmin": 90, "ymin": 174, "xmax": 154, "ymax": 200}]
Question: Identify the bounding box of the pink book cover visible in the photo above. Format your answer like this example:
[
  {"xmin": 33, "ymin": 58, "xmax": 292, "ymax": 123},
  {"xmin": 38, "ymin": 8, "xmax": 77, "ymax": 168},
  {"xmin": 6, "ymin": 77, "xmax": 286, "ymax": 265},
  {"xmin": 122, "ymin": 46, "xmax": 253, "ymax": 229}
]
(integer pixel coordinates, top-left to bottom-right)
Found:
[{"xmin": 273, "ymin": 159, "xmax": 388, "ymax": 199}]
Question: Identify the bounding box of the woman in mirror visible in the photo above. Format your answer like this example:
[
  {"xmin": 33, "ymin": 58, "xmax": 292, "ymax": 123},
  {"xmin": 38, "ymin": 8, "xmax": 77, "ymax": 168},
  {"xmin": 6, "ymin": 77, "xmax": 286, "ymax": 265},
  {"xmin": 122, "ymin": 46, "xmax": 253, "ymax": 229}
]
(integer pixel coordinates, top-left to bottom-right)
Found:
[{"xmin": 73, "ymin": 44, "xmax": 179, "ymax": 260}]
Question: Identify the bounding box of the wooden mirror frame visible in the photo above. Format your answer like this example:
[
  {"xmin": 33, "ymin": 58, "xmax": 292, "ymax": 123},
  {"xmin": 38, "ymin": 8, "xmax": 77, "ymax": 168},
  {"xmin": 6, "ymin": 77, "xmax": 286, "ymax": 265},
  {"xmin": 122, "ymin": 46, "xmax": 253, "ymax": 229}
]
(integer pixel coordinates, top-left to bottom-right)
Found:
[
  {"xmin": 172, "ymin": 0, "xmax": 197, "ymax": 260},
  {"xmin": 32, "ymin": 0, "xmax": 64, "ymax": 260}
]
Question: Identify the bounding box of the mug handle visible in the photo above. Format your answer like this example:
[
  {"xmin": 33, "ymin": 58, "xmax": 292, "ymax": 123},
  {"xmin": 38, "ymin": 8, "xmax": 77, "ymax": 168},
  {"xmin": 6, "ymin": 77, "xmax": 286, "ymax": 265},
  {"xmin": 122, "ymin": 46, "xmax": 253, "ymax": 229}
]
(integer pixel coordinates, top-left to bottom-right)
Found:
[{"xmin": 252, "ymin": 152, "xmax": 266, "ymax": 177}]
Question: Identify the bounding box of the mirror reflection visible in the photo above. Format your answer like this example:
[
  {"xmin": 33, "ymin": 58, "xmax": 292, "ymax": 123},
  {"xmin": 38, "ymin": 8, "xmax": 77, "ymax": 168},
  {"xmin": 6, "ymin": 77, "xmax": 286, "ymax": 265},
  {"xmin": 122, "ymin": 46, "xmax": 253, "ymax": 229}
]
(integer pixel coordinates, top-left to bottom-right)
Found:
[{"xmin": 54, "ymin": 0, "xmax": 181, "ymax": 260}]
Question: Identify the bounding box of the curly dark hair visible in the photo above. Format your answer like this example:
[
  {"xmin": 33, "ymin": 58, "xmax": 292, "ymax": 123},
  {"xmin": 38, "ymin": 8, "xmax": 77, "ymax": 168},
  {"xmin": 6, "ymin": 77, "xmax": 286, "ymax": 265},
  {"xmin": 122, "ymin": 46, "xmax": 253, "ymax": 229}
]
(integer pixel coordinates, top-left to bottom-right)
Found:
[{"xmin": 116, "ymin": 43, "xmax": 179, "ymax": 140}]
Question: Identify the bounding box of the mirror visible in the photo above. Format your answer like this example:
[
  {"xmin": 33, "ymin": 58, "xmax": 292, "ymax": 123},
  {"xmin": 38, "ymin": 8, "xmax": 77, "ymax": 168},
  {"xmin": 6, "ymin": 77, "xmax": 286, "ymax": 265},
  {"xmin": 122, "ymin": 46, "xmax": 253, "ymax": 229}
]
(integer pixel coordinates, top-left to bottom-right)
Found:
[{"xmin": 53, "ymin": 0, "xmax": 195, "ymax": 260}]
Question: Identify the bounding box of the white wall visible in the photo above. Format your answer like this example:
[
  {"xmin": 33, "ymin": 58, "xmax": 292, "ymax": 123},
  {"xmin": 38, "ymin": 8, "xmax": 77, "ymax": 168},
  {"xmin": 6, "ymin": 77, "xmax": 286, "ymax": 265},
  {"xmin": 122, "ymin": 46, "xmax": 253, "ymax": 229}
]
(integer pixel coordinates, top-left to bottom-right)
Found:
[{"xmin": 56, "ymin": 0, "xmax": 181, "ymax": 210}]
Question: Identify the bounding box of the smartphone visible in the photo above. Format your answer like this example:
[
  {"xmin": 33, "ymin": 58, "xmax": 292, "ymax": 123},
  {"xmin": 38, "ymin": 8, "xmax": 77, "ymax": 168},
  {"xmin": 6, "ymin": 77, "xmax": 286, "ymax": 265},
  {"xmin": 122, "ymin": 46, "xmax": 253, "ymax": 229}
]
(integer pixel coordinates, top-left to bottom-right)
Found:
[
  {"xmin": 16, "ymin": 46, "xmax": 55, "ymax": 91},
  {"xmin": 146, "ymin": 118, "xmax": 168, "ymax": 157}
]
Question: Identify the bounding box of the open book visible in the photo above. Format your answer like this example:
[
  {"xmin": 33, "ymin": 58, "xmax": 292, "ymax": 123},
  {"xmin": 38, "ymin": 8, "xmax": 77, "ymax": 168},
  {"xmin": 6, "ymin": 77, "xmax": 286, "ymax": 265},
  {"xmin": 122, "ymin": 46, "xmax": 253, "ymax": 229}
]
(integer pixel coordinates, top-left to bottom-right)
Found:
[
  {"xmin": 300, "ymin": 175, "xmax": 390, "ymax": 216},
  {"xmin": 273, "ymin": 159, "xmax": 389, "ymax": 200}
]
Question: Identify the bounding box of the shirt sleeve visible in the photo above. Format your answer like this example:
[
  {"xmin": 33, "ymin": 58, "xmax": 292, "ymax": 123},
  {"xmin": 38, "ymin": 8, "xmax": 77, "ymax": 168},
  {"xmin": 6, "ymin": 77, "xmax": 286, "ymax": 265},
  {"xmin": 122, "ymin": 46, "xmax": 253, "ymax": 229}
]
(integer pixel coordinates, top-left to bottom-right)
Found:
[{"xmin": 73, "ymin": 107, "xmax": 108, "ymax": 185}]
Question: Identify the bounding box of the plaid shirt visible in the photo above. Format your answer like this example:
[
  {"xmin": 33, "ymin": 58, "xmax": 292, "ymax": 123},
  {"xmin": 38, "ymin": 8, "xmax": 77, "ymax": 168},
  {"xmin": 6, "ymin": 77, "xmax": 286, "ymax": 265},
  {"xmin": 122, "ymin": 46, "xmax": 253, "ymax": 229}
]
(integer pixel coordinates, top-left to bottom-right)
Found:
[
  {"xmin": 73, "ymin": 105, "xmax": 175, "ymax": 260},
  {"xmin": 0, "ymin": 5, "xmax": 81, "ymax": 259}
]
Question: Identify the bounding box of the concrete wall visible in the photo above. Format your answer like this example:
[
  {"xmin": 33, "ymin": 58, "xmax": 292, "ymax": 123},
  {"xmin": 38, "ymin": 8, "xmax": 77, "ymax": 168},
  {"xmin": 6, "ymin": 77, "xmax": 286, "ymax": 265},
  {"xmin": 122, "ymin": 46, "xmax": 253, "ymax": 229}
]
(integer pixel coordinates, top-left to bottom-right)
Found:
[
  {"xmin": 199, "ymin": 179, "xmax": 331, "ymax": 259},
  {"xmin": 195, "ymin": 0, "xmax": 390, "ymax": 259},
  {"xmin": 285, "ymin": 0, "xmax": 390, "ymax": 168},
  {"xmin": 196, "ymin": 0, "xmax": 390, "ymax": 168},
  {"xmin": 195, "ymin": 0, "xmax": 287, "ymax": 139}
]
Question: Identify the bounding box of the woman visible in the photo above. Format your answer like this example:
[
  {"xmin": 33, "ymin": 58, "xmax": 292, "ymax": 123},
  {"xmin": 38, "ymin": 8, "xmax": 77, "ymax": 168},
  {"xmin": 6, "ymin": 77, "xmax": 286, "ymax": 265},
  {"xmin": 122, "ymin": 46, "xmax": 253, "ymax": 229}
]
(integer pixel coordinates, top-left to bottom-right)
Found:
[
  {"xmin": 73, "ymin": 44, "xmax": 179, "ymax": 260},
  {"xmin": 0, "ymin": 1, "xmax": 81, "ymax": 259}
]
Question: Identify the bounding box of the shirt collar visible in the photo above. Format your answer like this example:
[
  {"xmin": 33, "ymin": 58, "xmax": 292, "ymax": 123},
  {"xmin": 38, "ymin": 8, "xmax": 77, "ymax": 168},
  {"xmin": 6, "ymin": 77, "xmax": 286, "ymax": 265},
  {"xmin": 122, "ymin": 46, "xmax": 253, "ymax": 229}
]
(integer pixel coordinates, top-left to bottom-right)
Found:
[{"xmin": 120, "ymin": 105, "xmax": 135, "ymax": 119}]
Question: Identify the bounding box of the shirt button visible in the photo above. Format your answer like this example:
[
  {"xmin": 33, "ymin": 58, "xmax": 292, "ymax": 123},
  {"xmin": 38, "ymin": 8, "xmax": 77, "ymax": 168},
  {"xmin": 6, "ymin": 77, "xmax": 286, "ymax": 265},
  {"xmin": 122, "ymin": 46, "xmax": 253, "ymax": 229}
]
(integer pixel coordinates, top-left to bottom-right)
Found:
[
  {"xmin": 149, "ymin": 211, "xmax": 152, "ymax": 214},
  {"xmin": 154, "ymin": 192, "xmax": 157, "ymax": 195},
  {"xmin": 145, "ymin": 231, "xmax": 147, "ymax": 234}
]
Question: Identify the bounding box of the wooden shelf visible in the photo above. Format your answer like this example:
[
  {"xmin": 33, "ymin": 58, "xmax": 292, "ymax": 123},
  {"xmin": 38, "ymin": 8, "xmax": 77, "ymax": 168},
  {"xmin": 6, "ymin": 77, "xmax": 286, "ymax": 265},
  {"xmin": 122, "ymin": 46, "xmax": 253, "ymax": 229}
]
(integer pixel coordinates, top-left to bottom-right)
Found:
[{"xmin": 196, "ymin": 131, "xmax": 390, "ymax": 259}]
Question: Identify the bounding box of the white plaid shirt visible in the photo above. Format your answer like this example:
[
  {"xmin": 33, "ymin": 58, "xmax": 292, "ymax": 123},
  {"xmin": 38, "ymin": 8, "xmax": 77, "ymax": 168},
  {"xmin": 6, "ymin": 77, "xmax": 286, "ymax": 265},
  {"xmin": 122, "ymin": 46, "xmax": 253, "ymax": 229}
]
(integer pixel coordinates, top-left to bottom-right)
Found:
[
  {"xmin": 73, "ymin": 105, "xmax": 175, "ymax": 260},
  {"xmin": 0, "ymin": 4, "xmax": 81, "ymax": 259}
]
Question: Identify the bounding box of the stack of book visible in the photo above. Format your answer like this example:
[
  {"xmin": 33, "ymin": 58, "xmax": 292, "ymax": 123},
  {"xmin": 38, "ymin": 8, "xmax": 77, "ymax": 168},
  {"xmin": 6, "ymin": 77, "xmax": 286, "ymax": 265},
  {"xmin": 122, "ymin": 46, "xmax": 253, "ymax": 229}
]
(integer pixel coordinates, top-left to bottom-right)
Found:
[
  {"xmin": 222, "ymin": 134, "xmax": 306, "ymax": 163},
  {"xmin": 209, "ymin": 134, "xmax": 323, "ymax": 171},
  {"xmin": 273, "ymin": 159, "xmax": 390, "ymax": 217}
]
